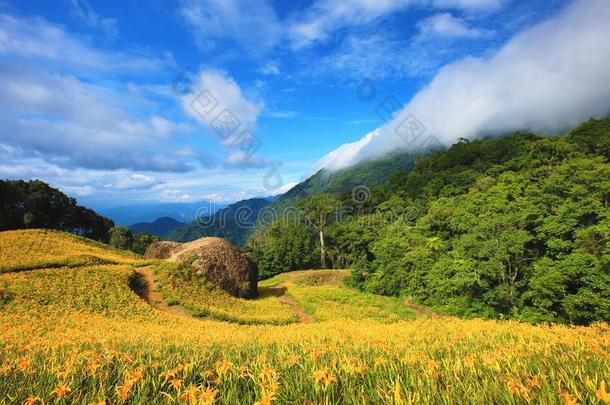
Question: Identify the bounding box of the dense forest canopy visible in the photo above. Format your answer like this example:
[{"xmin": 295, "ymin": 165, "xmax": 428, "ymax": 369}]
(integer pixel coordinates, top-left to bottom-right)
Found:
[{"xmin": 246, "ymin": 119, "xmax": 610, "ymax": 325}]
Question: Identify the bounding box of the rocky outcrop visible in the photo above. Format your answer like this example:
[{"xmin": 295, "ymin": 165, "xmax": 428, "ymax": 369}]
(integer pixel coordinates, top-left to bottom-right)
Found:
[
  {"xmin": 144, "ymin": 238, "xmax": 258, "ymax": 298},
  {"xmin": 142, "ymin": 241, "xmax": 181, "ymax": 260}
]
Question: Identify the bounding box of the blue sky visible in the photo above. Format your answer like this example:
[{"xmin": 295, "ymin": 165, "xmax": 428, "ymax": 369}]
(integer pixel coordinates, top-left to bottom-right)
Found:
[{"xmin": 2, "ymin": 0, "xmax": 605, "ymax": 209}]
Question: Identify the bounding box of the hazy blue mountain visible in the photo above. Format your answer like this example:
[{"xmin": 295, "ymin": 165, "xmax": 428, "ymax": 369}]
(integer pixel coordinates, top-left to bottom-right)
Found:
[
  {"xmin": 99, "ymin": 201, "xmax": 227, "ymax": 225},
  {"xmin": 128, "ymin": 217, "xmax": 185, "ymax": 238},
  {"xmin": 165, "ymin": 198, "xmax": 272, "ymax": 246}
]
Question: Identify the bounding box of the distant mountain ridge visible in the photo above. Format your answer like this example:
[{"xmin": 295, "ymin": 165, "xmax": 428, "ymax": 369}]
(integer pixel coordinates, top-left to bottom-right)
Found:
[
  {"xmin": 128, "ymin": 217, "xmax": 185, "ymax": 238},
  {"xmin": 165, "ymin": 198, "xmax": 272, "ymax": 246},
  {"xmin": 99, "ymin": 201, "xmax": 227, "ymax": 225}
]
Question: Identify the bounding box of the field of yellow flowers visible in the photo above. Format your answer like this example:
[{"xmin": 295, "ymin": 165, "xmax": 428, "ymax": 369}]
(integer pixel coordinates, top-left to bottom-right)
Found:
[
  {"xmin": 0, "ymin": 230, "xmax": 609, "ymax": 404},
  {"xmin": 0, "ymin": 229, "xmax": 145, "ymax": 272}
]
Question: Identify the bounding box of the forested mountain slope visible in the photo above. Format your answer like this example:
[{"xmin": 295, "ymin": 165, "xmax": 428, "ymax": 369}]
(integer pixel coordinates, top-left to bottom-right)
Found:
[
  {"xmin": 0, "ymin": 180, "xmax": 114, "ymax": 242},
  {"xmin": 247, "ymin": 118, "xmax": 610, "ymax": 325},
  {"xmin": 267, "ymin": 150, "xmax": 420, "ymax": 215}
]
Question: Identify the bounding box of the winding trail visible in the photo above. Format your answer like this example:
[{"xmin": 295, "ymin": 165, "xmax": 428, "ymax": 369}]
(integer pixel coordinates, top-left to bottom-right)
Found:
[
  {"xmin": 134, "ymin": 266, "xmax": 193, "ymax": 318},
  {"xmin": 134, "ymin": 266, "xmax": 431, "ymax": 324},
  {"xmin": 261, "ymin": 285, "xmax": 314, "ymax": 324},
  {"xmin": 135, "ymin": 266, "xmax": 314, "ymax": 324},
  {"xmin": 279, "ymin": 295, "xmax": 313, "ymax": 324}
]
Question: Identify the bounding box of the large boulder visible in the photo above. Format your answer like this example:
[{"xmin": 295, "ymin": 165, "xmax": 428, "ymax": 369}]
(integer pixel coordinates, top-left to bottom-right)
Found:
[{"xmin": 144, "ymin": 238, "xmax": 258, "ymax": 298}]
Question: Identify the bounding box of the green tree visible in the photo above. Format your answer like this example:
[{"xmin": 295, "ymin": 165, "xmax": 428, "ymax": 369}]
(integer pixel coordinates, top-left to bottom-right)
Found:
[
  {"xmin": 244, "ymin": 119, "xmax": 610, "ymax": 324},
  {"xmin": 348, "ymin": 126, "xmax": 610, "ymax": 324},
  {"xmin": 23, "ymin": 213, "xmax": 35, "ymax": 229},
  {"xmin": 246, "ymin": 219, "xmax": 319, "ymax": 278},
  {"xmin": 131, "ymin": 232, "xmax": 160, "ymax": 255},
  {"xmin": 109, "ymin": 226, "xmax": 134, "ymax": 250},
  {"xmin": 297, "ymin": 194, "xmax": 340, "ymax": 268}
]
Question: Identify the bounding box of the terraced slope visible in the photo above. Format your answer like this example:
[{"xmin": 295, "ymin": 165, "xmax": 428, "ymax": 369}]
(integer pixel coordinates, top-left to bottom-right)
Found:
[{"xmin": 0, "ymin": 229, "xmax": 144, "ymax": 272}]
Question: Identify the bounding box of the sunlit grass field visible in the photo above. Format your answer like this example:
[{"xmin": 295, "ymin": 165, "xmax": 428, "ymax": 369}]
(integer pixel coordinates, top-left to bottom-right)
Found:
[{"xmin": 0, "ymin": 230, "xmax": 609, "ymax": 404}]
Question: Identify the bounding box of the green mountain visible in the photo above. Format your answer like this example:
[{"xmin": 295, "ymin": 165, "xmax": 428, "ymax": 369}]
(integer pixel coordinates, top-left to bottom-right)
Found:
[
  {"xmin": 165, "ymin": 198, "xmax": 272, "ymax": 246},
  {"xmin": 267, "ymin": 150, "xmax": 421, "ymax": 214}
]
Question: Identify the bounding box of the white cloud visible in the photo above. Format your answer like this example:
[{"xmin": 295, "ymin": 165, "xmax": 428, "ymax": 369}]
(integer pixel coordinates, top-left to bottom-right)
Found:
[
  {"xmin": 258, "ymin": 60, "xmax": 280, "ymax": 75},
  {"xmin": 288, "ymin": 0, "xmax": 413, "ymax": 49},
  {"xmin": 0, "ymin": 13, "xmax": 169, "ymax": 73},
  {"xmin": 318, "ymin": 0, "xmax": 610, "ymax": 171},
  {"xmin": 0, "ymin": 68, "xmax": 192, "ymax": 171},
  {"xmin": 179, "ymin": 0, "xmax": 282, "ymax": 55},
  {"xmin": 68, "ymin": 0, "xmax": 119, "ymax": 38},
  {"xmin": 432, "ymin": 0, "xmax": 507, "ymax": 11},
  {"xmin": 0, "ymin": 143, "xmax": 304, "ymax": 207},
  {"xmin": 149, "ymin": 167, "xmax": 291, "ymax": 204},
  {"xmin": 179, "ymin": 68, "xmax": 273, "ymax": 169},
  {"xmin": 176, "ymin": 0, "xmax": 505, "ymax": 62},
  {"xmin": 418, "ymin": 13, "xmax": 488, "ymax": 38},
  {"xmin": 224, "ymin": 150, "xmax": 268, "ymax": 169},
  {"xmin": 0, "ymin": 155, "xmax": 162, "ymax": 196},
  {"xmin": 174, "ymin": 146, "xmax": 218, "ymax": 168},
  {"xmin": 182, "ymin": 68, "xmax": 263, "ymax": 132},
  {"xmin": 315, "ymin": 33, "xmax": 420, "ymax": 79},
  {"xmin": 313, "ymin": 128, "xmax": 383, "ymax": 173},
  {"xmin": 312, "ymin": 30, "xmax": 463, "ymax": 80},
  {"xmin": 61, "ymin": 184, "xmax": 96, "ymax": 197},
  {"xmin": 149, "ymin": 116, "xmax": 192, "ymax": 138},
  {"xmin": 160, "ymin": 189, "xmax": 194, "ymax": 202},
  {"xmin": 288, "ymin": 0, "xmax": 504, "ymax": 49},
  {"xmin": 109, "ymin": 174, "xmax": 164, "ymax": 190},
  {"xmin": 298, "ymin": 3, "xmax": 497, "ymax": 80},
  {"xmin": 268, "ymin": 180, "xmax": 299, "ymax": 195},
  {"xmin": 0, "ymin": 10, "xmax": 287, "ymax": 206}
]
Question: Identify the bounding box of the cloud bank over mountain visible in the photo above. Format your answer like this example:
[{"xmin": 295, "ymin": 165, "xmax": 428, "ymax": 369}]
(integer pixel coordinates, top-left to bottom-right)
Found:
[{"xmin": 318, "ymin": 0, "xmax": 610, "ymax": 171}]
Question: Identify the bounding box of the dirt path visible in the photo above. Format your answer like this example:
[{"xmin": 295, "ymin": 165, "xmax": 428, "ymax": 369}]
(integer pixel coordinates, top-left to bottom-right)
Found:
[
  {"xmin": 135, "ymin": 266, "xmax": 314, "ymax": 324},
  {"xmin": 403, "ymin": 299, "xmax": 443, "ymax": 319},
  {"xmin": 278, "ymin": 295, "xmax": 314, "ymax": 324},
  {"xmin": 134, "ymin": 266, "xmax": 193, "ymax": 318},
  {"xmin": 261, "ymin": 285, "xmax": 314, "ymax": 324}
]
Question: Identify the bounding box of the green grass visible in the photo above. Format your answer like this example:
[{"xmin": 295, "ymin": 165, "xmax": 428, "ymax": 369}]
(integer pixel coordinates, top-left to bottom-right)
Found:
[{"xmin": 261, "ymin": 270, "xmax": 414, "ymax": 323}]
